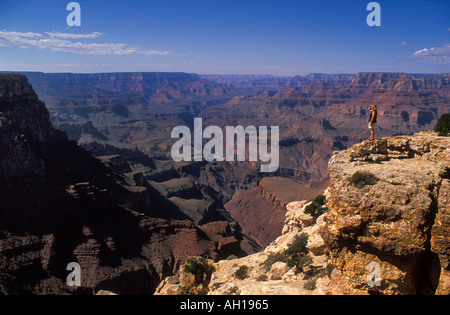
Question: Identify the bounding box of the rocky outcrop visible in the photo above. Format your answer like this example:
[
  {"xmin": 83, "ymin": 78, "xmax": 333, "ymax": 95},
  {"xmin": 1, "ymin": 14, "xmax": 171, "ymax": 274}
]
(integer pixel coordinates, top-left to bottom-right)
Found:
[
  {"xmin": 0, "ymin": 74, "xmax": 60, "ymax": 181},
  {"xmin": 155, "ymin": 196, "xmax": 331, "ymax": 295},
  {"xmin": 322, "ymin": 131, "xmax": 449, "ymax": 295},
  {"xmin": 155, "ymin": 131, "xmax": 449, "ymax": 295}
]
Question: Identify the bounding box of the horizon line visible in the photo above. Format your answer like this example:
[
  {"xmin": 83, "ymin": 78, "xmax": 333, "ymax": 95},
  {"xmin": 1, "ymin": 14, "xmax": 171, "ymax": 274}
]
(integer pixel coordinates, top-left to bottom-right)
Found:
[{"xmin": 1, "ymin": 70, "xmax": 449, "ymax": 77}]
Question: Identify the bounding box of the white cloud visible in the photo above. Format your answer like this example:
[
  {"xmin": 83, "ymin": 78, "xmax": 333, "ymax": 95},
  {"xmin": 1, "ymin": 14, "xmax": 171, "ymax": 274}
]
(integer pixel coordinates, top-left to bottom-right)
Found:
[
  {"xmin": 144, "ymin": 49, "xmax": 171, "ymax": 56},
  {"xmin": 10, "ymin": 63, "xmax": 108, "ymax": 69},
  {"xmin": 398, "ymin": 41, "xmax": 407, "ymax": 47},
  {"xmin": 4, "ymin": 31, "xmax": 42, "ymax": 38},
  {"xmin": 412, "ymin": 43, "xmax": 450, "ymax": 64},
  {"xmin": 0, "ymin": 30, "xmax": 170, "ymax": 56},
  {"xmin": 45, "ymin": 31, "xmax": 104, "ymax": 39}
]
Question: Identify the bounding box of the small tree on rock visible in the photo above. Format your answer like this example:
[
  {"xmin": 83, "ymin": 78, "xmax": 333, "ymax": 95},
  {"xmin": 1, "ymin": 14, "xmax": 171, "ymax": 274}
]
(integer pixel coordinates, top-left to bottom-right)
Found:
[{"xmin": 434, "ymin": 113, "xmax": 450, "ymax": 136}]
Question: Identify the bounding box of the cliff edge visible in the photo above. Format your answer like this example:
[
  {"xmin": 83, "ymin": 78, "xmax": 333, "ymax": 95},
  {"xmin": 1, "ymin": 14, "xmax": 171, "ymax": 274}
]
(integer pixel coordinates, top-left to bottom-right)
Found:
[
  {"xmin": 155, "ymin": 131, "xmax": 449, "ymax": 295},
  {"xmin": 323, "ymin": 130, "xmax": 449, "ymax": 295}
]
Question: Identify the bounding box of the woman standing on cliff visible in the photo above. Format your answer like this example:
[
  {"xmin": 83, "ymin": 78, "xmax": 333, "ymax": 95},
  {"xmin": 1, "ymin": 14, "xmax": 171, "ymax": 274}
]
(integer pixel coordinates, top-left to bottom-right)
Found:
[{"xmin": 368, "ymin": 104, "xmax": 378, "ymax": 141}]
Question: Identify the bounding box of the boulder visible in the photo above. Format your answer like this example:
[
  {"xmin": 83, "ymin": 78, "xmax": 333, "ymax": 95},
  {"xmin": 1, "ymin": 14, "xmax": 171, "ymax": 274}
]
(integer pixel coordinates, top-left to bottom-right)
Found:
[{"xmin": 269, "ymin": 262, "xmax": 290, "ymax": 280}]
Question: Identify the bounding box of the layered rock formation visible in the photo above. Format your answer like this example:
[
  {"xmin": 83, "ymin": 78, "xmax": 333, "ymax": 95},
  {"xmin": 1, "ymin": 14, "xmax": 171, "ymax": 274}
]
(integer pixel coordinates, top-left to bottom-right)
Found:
[
  {"xmin": 225, "ymin": 177, "xmax": 326, "ymax": 246},
  {"xmin": 155, "ymin": 192, "xmax": 330, "ymax": 295},
  {"xmin": 201, "ymin": 72, "xmax": 449, "ymax": 185},
  {"xmin": 4, "ymin": 71, "xmax": 447, "ymax": 249},
  {"xmin": 10, "ymin": 71, "xmax": 448, "ymax": 187},
  {"xmin": 18, "ymin": 72, "xmax": 234, "ymax": 106},
  {"xmin": 156, "ymin": 131, "xmax": 449, "ymax": 295},
  {"xmin": 323, "ymin": 131, "xmax": 449, "ymax": 295},
  {"xmin": 0, "ymin": 74, "xmax": 249, "ymax": 295},
  {"xmin": 2, "ymin": 71, "xmax": 448, "ymax": 295}
]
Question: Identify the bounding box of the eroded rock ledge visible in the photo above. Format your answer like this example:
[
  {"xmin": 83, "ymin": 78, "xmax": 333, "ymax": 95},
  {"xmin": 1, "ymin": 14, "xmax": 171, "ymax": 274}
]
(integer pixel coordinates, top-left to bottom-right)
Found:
[
  {"xmin": 155, "ymin": 131, "xmax": 449, "ymax": 295},
  {"xmin": 323, "ymin": 131, "xmax": 449, "ymax": 295}
]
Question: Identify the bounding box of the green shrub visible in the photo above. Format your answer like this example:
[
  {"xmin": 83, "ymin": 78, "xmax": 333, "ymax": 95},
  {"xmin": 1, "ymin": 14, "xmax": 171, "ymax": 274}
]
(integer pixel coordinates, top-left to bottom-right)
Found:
[
  {"xmin": 183, "ymin": 257, "xmax": 208, "ymax": 276},
  {"xmin": 177, "ymin": 285, "xmax": 196, "ymax": 295},
  {"xmin": 434, "ymin": 113, "xmax": 450, "ymax": 136},
  {"xmin": 287, "ymin": 255, "xmax": 313, "ymax": 270},
  {"xmin": 349, "ymin": 171, "xmax": 379, "ymax": 188},
  {"xmin": 304, "ymin": 194, "xmax": 326, "ymax": 218},
  {"xmin": 284, "ymin": 233, "xmax": 308, "ymax": 257},
  {"xmin": 177, "ymin": 285, "xmax": 208, "ymax": 295},
  {"xmin": 285, "ymin": 234, "xmax": 311, "ymax": 271},
  {"xmin": 264, "ymin": 252, "xmax": 289, "ymax": 271},
  {"xmin": 234, "ymin": 265, "xmax": 249, "ymax": 280},
  {"xmin": 263, "ymin": 234, "xmax": 311, "ymax": 273},
  {"xmin": 325, "ymin": 263, "xmax": 335, "ymax": 277}
]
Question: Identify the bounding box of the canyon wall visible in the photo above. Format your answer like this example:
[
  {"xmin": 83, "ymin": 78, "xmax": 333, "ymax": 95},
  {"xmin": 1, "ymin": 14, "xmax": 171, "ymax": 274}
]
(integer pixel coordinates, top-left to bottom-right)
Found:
[{"xmin": 0, "ymin": 74, "xmax": 248, "ymax": 295}]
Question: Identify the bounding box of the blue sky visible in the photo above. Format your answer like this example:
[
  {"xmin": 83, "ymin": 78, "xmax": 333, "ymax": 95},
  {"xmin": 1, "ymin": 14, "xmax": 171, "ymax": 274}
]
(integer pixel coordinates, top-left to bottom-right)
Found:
[{"xmin": 0, "ymin": 0, "xmax": 449, "ymax": 75}]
